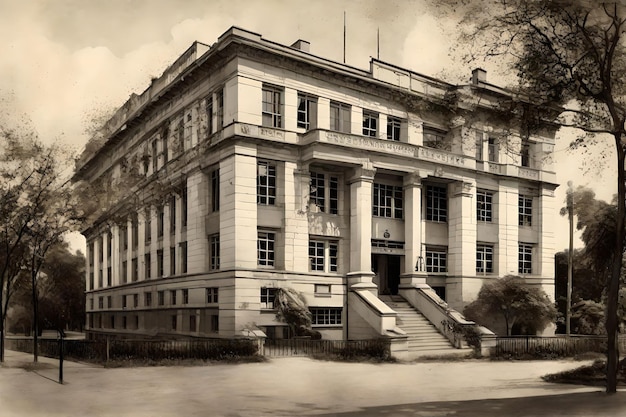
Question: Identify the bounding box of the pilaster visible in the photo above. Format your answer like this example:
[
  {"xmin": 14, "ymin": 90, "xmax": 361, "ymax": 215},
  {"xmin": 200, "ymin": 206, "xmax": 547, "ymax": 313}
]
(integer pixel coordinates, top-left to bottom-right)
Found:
[
  {"xmin": 284, "ymin": 163, "xmax": 310, "ymax": 272},
  {"xmin": 348, "ymin": 164, "xmax": 376, "ymax": 288},
  {"xmin": 400, "ymin": 171, "xmax": 427, "ymax": 287},
  {"xmin": 497, "ymin": 180, "xmax": 520, "ymax": 275}
]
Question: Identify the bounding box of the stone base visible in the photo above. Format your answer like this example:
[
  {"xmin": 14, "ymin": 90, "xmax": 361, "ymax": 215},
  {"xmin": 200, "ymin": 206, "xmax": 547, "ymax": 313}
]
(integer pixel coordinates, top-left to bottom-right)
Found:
[
  {"xmin": 346, "ymin": 271, "xmax": 377, "ymax": 295},
  {"xmin": 399, "ymin": 272, "xmax": 428, "ymax": 288}
]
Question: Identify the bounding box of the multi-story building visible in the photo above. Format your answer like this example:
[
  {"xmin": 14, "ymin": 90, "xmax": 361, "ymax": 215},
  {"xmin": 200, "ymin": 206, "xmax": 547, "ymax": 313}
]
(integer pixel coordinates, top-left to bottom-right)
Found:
[{"xmin": 74, "ymin": 27, "xmax": 557, "ymax": 345}]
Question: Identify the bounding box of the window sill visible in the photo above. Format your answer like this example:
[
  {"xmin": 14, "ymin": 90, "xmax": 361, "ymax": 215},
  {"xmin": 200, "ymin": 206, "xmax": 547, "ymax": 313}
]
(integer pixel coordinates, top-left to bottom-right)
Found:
[{"xmin": 314, "ymin": 293, "xmax": 332, "ymax": 298}]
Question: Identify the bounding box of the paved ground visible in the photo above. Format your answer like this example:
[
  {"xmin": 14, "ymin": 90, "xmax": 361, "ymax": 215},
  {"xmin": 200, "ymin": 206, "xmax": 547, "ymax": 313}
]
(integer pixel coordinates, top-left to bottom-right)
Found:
[{"xmin": 1, "ymin": 350, "xmax": 624, "ymax": 416}]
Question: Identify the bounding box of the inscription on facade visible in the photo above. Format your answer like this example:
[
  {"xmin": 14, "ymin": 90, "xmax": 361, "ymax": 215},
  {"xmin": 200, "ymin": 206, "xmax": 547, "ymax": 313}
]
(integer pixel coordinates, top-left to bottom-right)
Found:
[
  {"xmin": 518, "ymin": 167, "xmax": 540, "ymax": 180},
  {"xmin": 325, "ymin": 132, "xmax": 415, "ymax": 156},
  {"xmin": 419, "ymin": 147, "xmax": 467, "ymax": 166}
]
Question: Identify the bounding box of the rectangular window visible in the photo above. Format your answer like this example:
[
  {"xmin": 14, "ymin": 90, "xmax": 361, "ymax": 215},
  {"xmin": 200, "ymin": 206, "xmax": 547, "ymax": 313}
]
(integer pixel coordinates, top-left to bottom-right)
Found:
[
  {"xmin": 158, "ymin": 291, "xmax": 165, "ymax": 306},
  {"xmin": 309, "ymin": 240, "xmax": 339, "ymax": 273},
  {"xmin": 144, "ymin": 253, "xmax": 151, "ymax": 280},
  {"xmin": 475, "ymin": 131, "xmax": 484, "ymax": 160},
  {"xmin": 260, "ymin": 287, "xmax": 277, "ymax": 309},
  {"xmin": 311, "ymin": 308, "xmax": 342, "ymax": 326},
  {"xmin": 262, "ymin": 85, "xmax": 283, "ymax": 128},
  {"xmin": 521, "ymin": 140, "xmax": 531, "ymax": 167},
  {"xmin": 157, "ymin": 249, "xmax": 164, "ymax": 277},
  {"xmin": 107, "ymin": 267, "xmax": 111, "ymax": 287},
  {"xmin": 423, "ymin": 127, "xmax": 449, "ymax": 150},
  {"xmin": 170, "ymin": 246, "xmax": 176, "ymax": 275},
  {"xmin": 145, "ymin": 292, "xmax": 152, "ymax": 307},
  {"xmin": 107, "ymin": 232, "xmax": 112, "ymax": 258},
  {"xmin": 90, "ymin": 298, "xmax": 94, "ymax": 311},
  {"xmin": 476, "ymin": 244, "xmax": 494, "ymax": 274},
  {"xmin": 133, "ymin": 293, "xmax": 138, "ymax": 308},
  {"xmin": 122, "ymin": 261, "xmax": 127, "ymax": 284},
  {"xmin": 387, "ymin": 117, "xmax": 402, "ymax": 141},
  {"xmin": 206, "ymin": 95, "xmax": 214, "ymax": 135},
  {"xmin": 132, "ymin": 215, "xmax": 138, "ymax": 249},
  {"xmin": 157, "ymin": 206, "xmax": 164, "ymax": 237},
  {"xmin": 426, "ymin": 185, "xmax": 447, "ymax": 222},
  {"xmin": 211, "ymin": 315, "xmax": 219, "ymax": 332},
  {"xmin": 98, "ymin": 296, "xmax": 104, "ymax": 309},
  {"xmin": 132, "ymin": 258, "xmax": 138, "ymax": 282},
  {"xmin": 171, "ymin": 290, "xmax": 177, "ymax": 305},
  {"xmin": 330, "ymin": 101, "xmax": 351, "ymax": 133},
  {"xmin": 206, "ymin": 287, "xmax": 219, "ymax": 304},
  {"xmin": 180, "ymin": 241, "xmax": 188, "ymax": 273},
  {"xmin": 121, "ymin": 226, "xmax": 128, "ymax": 251},
  {"xmin": 297, "ymin": 93, "xmax": 317, "ymax": 130},
  {"xmin": 211, "ymin": 169, "xmax": 220, "ymax": 212},
  {"xmin": 519, "ymin": 243, "xmax": 533, "ymax": 274},
  {"xmin": 257, "ymin": 161, "xmax": 276, "ymax": 205},
  {"xmin": 152, "ymin": 140, "xmax": 158, "ymax": 172},
  {"xmin": 519, "ymin": 195, "xmax": 533, "ymax": 227},
  {"xmin": 122, "ymin": 295, "xmax": 127, "ymax": 309},
  {"xmin": 162, "ymin": 134, "xmax": 169, "ymax": 165},
  {"xmin": 145, "ymin": 210, "xmax": 152, "ymax": 243},
  {"xmin": 488, "ymin": 137, "xmax": 498, "ymax": 162},
  {"xmin": 189, "ymin": 315, "xmax": 196, "ymax": 332},
  {"xmin": 182, "ymin": 186, "xmax": 188, "ymax": 227},
  {"xmin": 171, "ymin": 315, "xmax": 177, "ymax": 331},
  {"xmin": 362, "ymin": 111, "xmax": 378, "ymax": 137},
  {"xmin": 169, "ymin": 195, "xmax": 176, "ymax": 235},
  {"xmin": 210, "ymin": 234, "xmax": 220, "ymax": 270},
  {"xmin": 98, "ymin": 269, "xmax": 103, "ymax": 288},
  {"xmin": 216, "ymin": 89, "xmax": 224, "ymax": 130},
  {"xmin": 257, "ymin": 231, "xmax": 275, "ymax": 267},
  {"xmin": 372, "ymin": 183, "xmax": 403, "ymax": 219},
  {"xmin": 122, "ymin": 316, "xmax": 127, "ymax": 329},
  {"xmin": 476, "ymin": 190, "xmax": 493, "ymax": 222},
  {"xmin": 309, "ymin": 172, "xmax": 338, "ymax": 214},
  {"xmin": 426, "ymin": 247, "xmax": 447, "ymax": 273},
  {"xmin": 182, "ymin": 289, "xmax": 189, "ymax": 305},
  {"xmin": 107, "ymin": 296, "xmax": 112, "ymax": 308}
]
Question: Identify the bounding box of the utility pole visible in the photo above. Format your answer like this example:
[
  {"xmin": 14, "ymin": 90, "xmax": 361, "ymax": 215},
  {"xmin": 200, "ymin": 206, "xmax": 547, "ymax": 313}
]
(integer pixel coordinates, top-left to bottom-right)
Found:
[{"xmin": 566, "ymin": 181, "xmax": 574, "ymax": 336}]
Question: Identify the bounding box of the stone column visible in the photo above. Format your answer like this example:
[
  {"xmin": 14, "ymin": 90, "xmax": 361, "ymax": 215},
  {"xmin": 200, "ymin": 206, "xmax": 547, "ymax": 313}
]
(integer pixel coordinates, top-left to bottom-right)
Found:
[
  {"xmin": 347, "ymin": 164, "xmax": 376, "ymax": 288},
  {"xmin": 93, "ymin": 236, "xmax": 101, "ymax": 290},
  {"xmin": 101, "ymin": 232, "xmax": 109, "ymax": 288},
  {"xmin": 400, "ymin": 171, "xmax": 427, "ymax": 287},
  {"xmin": 538, "ymin": 184, "xmax": 557, "ymax": 300},
  {"xmin": 497, "ymin": 179, "xmax": 520, "ymax": 276},
  {"xmin": 283, "ymin": 163, "xmax": 309, "ymax": 272}
]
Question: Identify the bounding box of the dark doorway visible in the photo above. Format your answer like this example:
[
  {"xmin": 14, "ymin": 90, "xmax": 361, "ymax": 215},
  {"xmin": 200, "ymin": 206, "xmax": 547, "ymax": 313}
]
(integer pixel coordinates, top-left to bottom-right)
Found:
[{"xmin": 372, "ymin": 254, "xmax": 402, "ymax": 295}]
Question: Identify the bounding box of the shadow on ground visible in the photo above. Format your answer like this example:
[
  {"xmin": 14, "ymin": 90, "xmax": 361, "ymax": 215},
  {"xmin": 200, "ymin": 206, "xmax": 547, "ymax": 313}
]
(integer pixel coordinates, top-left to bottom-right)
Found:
[{"xmin": 315, "ymin": 391, "xmax": 626, "ymax": 417}]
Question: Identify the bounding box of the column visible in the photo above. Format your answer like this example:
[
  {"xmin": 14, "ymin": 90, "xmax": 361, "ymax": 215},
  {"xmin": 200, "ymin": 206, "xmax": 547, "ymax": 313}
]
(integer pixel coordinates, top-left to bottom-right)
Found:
[
  {"xmin": 400, "ymin": 172, "xmax": 427, "ymax": 287},
  {"xmin": 102, "ymin": 232, "xmax": 109, "ymax": 288},
  {"xmin": 378, "ymin": 114, "xmax": 388, "ymax": 140},
  {"xmin": 497, "ymin": 180, "xmax": 520, "ymax": 276},
  {"xmin": 347, "ymin": 164, "xmax": 376, "ymax": 287},
  {"xmin": 538, "ymin": 184, "xmax": 557, "ymax": 300},
  {"xmin": 317, "ymin": 98, "xmax": 330, "ymax": 130},
  {"xmin": 283, "ymin": 162, "xmax": 309, "ymax": 272},
  {"xmin": 110, "ymin": 224, "xmax": 119, "ymax": 287},
  {"xmin": 93, "ymin": 237, "xmax": 101, "ymax": 290},
  {"xmin": 447, "ymin": 180, "xmax": 477, "ymax": 306},
  {"xmin": 186, "ymin": 171, "xmax": 209, "ymax": 274}
]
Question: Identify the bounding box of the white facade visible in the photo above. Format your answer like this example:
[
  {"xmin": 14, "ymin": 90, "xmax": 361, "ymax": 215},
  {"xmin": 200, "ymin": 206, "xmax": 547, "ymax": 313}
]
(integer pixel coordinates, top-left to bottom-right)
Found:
[{"xmin": 75, "ymin": 27, "xmax": 558, "ymax": 340}]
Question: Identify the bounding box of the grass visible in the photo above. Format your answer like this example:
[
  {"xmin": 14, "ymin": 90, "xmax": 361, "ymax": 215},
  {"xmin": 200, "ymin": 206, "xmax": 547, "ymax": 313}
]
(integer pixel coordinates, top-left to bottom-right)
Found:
[
  {"xmin": 103, "ymin": 355, "xmax": 267, "ymax": 368},
  {"xmin": 542, "ymin": 358, "xmax": 626, "ymax": 386}
]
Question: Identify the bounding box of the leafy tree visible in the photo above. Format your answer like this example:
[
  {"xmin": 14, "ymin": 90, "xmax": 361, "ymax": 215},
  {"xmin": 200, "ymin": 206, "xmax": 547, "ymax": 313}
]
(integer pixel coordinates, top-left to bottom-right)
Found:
[
  {"xmin": 274, "ymin": 288, "xmax": 321, "ymax": 339},
  {"xmin": 438, "ymin": 0, "xmax": 626, "ymax": 393},
  {"xmin": 464, "ymin": 275, "xmax": 557, "ymax": 336}
]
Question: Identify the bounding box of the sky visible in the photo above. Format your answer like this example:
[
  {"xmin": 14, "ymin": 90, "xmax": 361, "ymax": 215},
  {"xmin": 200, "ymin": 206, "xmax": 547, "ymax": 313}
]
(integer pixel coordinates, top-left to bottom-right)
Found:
[{"xmin": 0, "ymin": 0, "xmax": 617, "ymax": 253}]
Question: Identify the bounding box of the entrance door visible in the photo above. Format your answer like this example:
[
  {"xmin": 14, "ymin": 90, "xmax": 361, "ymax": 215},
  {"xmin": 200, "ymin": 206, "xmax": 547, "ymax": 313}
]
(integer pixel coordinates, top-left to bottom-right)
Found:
[{"xmin": 372, "ymin": 254, "xmax": 402, "ymax": 295}]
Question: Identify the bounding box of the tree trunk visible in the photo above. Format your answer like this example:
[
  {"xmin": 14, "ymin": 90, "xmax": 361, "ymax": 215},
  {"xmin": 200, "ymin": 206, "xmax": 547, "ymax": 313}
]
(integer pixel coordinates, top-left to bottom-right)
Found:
[
  {"xmin": 32, "ymin": 271, "xmax": 38, "ymax": 363},
  {"xmin": 606, "ymin": 138, "xmax": 625, "ymax": 394}
]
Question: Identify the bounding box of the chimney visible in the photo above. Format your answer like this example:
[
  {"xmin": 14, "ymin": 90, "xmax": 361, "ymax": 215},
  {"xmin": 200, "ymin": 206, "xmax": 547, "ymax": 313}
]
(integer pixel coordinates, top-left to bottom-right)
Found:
[
  {"xmin": 290, "ymin": 39, "xmax": 310, "ymax": 52},
  {"xmin": 472, "ymin": 68, "xmax": 487, "ymax": 85}
]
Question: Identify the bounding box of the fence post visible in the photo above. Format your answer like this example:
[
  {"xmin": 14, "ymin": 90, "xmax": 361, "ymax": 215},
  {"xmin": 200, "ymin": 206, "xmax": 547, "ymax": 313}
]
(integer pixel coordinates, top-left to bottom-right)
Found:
[
  {"xmin": 58, "ymin": 331, "xmax": 64, "ymax": 384},
  {"xmin": 106, "ymin": 336, "xmax": 110, "ymax": 362}
]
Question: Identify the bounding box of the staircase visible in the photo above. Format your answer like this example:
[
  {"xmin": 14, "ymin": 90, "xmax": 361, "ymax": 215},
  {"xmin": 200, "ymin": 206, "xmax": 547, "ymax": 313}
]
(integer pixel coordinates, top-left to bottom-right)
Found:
[{"xmin": 380, "ymin": 295, "xmax": 468, "ymax": 358}]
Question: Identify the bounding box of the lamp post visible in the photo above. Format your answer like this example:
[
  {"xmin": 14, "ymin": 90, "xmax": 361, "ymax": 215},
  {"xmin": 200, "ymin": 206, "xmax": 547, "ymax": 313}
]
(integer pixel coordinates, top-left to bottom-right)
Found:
[{"xmin": 566, "ymin": 181, "xmax": 574, "ymax": 336}]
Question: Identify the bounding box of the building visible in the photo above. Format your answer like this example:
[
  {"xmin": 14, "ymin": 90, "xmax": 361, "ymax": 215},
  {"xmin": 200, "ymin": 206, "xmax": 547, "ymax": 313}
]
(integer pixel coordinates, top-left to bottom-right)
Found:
[{"xmin": 74, "ymin": 27, "xmax": 558, "ymax": 346}]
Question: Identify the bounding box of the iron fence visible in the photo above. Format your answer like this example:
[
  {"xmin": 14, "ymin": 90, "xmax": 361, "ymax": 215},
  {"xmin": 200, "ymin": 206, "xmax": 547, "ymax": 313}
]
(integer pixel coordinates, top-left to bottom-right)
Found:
[
  {"xmin": 495, "ymin": 335, "xmax": 626, "ymax": 357},
  {"xmin": 263, "ymin": 338, "xmax": 390, "ymax": 359}
]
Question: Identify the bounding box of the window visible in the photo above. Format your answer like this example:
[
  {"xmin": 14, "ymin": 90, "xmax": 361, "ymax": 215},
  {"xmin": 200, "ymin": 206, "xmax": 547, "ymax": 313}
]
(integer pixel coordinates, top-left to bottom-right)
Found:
[
  {"xmin": 476, "ymin": 244, "xmax": 494, "ymax": 274},
  {"xmin": 122, "ymin": 316, "xmax": 127, "ymax": 330},
  {"xmin": 132, "ymin": 215, "xmax": 138, "ymax": 249},
  {"xmin": 211, "ymin": 315, "xmax": 219, "ymax": 332},
  {"xmin": 171, "ymin": 315, "xmax": 177, "ymax": 331},
  {"xmin": 145, "ymin": 292, "xmax": 152, "ymax": 307},
  {"xmin": 145, "ymin": 210, "xmax": 152, "ymax": 243},
  {"xmin": 180, "ymin": 242, "xmax": 188, "ymax": 273},
  {"xmin": 98, "ymin": 296, "xmax": 104, "ymax": 309},
  {"xmin": 387, "ymin": 117, "xmax": 402, "ymax": 141},
  {"xmin": 189, "ymin": 315, "xmax": 196, "ymax": 332},
  {"xmin": 216, "ymin": 89, "xmax": 224, "ymax": 130},
  {"xmin": 171, "ymin": 290, "xmax": 177, "ymax": 305},
  {"xmin": 110, "ymin": 316, "xmax": 115, "ymax": 329},
  {"xmin": 330, "ymin": 101, "xmax": 351, "ymax": 133},
  {"xmin": 131, "ymin": 258, "xmax": 138, "ymax": 282},
  {"xmin": 210, "ymin": 234, "xmax": 220, "ymax": 270},
  {"xmin": 297, "ymin": 93, "xmax": 317, "ymax": 130},
  {"xmin": 158, "ymin": 291, "xmax": 165, "ymax": 306},
  {"xmin": 206, "ymin": 287, "xmax": 219, "ymax": 304},
  {"xmin": 476, "ymin": 190, "xmax": 493, "ymax": 222},
  {"xmin": 309, "ymin": 172, "xmax": 338, "ymax": 214},
  {"xmin": 373, "ymin": 183, "xmax": 403, "ymax": 219},
  {"xmin": 89, "ymin": 272, "xmax": 94, "ymax": 289},
  {"xmin": 362, "ymin": 111, "xmax": 378, "ymax": 137},
  {"xmin": 423, "ymin": 127, "xmax": 449, "ymax": 150},
  {"xmin": 521, "ymin": 140, "xmax": 531, "ymax": 167},
  {"xmin": 121, "ymin": 226, "xmax": 128, "ymax": 250},
  {"xmin": 169, "ymin": 196, "xmax": 176, "ymax": 235},
  {"xmin": 90, "ymin": 298, "xmax": 94, "ymax": 310},
  {"xmin": 475, "ymin": 131, "xmax": 484, "ymax": 161},
  {"xmin": 433, "ymin": 286, "xmax": 446, "ymax": 301},
  {"xmin": 257, "ymin": 161, "xmax": 276, "ymax": 205},
  {"xmin": 182, "ymin": 186, "xmax": 188, "ymax": 227},
  {"xmin": 260, "ymin": 288, "xmax": 277, "ymax": 309},
  {"xmin": 315, "ymin": 284, "xmax": 331, "ymax": 296},
  {"xmin": 206, "ymin": 95, "xmax": 214, "ymax": 135},
  {"xmin": 519, "ymin": 243, "xmax": 533, "ymax": 274},
  {"xmin": 144, "ymin": 253, "xmax": 151, "ymax": 280},
  {"xmin": 488, "ymin": 137, "xmax": 498, "ymax": 162},
  {"xmin": 170, "ymin": 246, "xmax": 176, "ymax": 275},
  {"xmin": 519, "ymin": 195, "xmax": 533, "ymax": 227},
  {"xmin": 211, "ymin": 169, "xmax": 220, "ymax": 212},
  {"xmin": 107, "ymin": 232, "xmax": 112, "ymax": 258},
  {"xmin": 177, "ymin": 117, "xmax": 184, "ymax": 146},
  {"xmin": 182, "ymin": 289, "xmax": 189, "ymax": 305},
  {"xmin": 107, "ymin": 267, "xmax": 111, "ymax": 287},
  {"xmin": 133, "ymin": 293, "xmax": 138, "ymax": 308},
  {"xmin": 426, "ymin": 247, "xmax": 447, "ymax": 273},
  {"xmin": 107, "ymin": 296, "xmax": 112, "ymax": 308},
  {"xmin": 257, "ymin": 231, "xmax": 275, "ymax": 267},
  {"xmin": 157, "ymin": 206, "xmax": 164, "ymax": 237},
  {"xmin": 157, "ymin": 249, "xmax": 164, "ymax": 277},
  {"xmin": 122, "ymin": 261, "xmax": 127, "ymax": 284},
  {"xmin": 311, "ymin": 308, "xmax": 342, "ymax": 325},
  {"xmin": 309, "ymin": 240, "xmax": 338, "ymax": 272},
  {"xmin": 122, "ymin": 295, "xmax": 127, "ymax": 309},
  {"xmin": 426, "ymin": 185, "xmax": 447, "ymax": 222},
  {"xmin": 152, "ymin": 140, "xmax": 158, "ymax": 172},
  {"xmin": 262, "ymin": 85, "xmax": 283, "ymax": 128},
  {"xmin": 98, "ymin": 269, "xmax": 103, "ymax": 288},
  {"xmin": 162, "ymin": 133, "xmax": 169, "ymax": 165}
]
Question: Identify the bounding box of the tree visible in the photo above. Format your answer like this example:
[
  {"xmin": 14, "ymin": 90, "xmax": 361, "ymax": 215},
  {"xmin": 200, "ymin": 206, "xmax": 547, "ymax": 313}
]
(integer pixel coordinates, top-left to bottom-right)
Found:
[
  {"xmin": 274, "ymin": 288, "xmax": 321, "ymax": 339},
  {"xmin": 438, "ymin": 0, "xmax": 626, "ymax": 393},
  {"xmin": 464, "ymin": 275, "xmax": 557, "ymax": 336}
]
